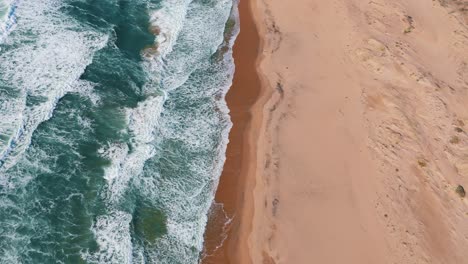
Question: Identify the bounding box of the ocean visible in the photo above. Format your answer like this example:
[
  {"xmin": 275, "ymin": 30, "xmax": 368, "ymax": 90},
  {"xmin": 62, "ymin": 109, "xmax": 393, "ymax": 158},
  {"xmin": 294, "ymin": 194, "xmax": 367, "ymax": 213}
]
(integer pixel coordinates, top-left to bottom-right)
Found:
[{"xmin": 0, "ymin": 0, "xmax": 239, "ymax": 263}]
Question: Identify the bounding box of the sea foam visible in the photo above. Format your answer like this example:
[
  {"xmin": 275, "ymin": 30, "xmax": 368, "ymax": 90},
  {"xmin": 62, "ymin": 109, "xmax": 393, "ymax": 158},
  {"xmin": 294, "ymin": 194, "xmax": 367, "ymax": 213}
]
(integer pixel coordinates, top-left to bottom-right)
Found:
[
  {"xmin": 0, "ymin": 0, "xmax": 17, "ymax": 43},
  {"xmin": 131, "ymin": 0, "xmax": 238, "ymax": 262},
  {"xmin": 84, "ymin": 212, "xmax": 134, "ymax": 264},
  {"xmin": 0, "ymin": 0, "xmax": 108, "ymax": 173},
  {"xmin": 0, "ymin": 0, "xmax": 240, "ymax": 263},
  {"xmin": 100, "ymin": 95, "xmax": 164, "ymax": 204},
  {"xmin": 89, "ymin": 0, "xmax": 239, "ymax": 262}
]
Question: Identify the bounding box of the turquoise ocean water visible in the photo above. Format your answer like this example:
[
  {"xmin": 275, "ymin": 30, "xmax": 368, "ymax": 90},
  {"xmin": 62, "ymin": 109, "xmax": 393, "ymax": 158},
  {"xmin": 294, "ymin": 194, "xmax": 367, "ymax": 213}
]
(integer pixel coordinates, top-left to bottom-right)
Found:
[{"xmin": 0, "ymin": 0, "xmax": 239, "ymax": 263}]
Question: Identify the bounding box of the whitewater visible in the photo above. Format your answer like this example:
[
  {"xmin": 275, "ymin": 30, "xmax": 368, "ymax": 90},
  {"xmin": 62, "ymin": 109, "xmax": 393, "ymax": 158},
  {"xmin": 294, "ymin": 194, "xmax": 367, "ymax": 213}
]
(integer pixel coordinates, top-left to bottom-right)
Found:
[{"xmin": 0, "ymin": 0, "xmax": 239, "ymax": 263}]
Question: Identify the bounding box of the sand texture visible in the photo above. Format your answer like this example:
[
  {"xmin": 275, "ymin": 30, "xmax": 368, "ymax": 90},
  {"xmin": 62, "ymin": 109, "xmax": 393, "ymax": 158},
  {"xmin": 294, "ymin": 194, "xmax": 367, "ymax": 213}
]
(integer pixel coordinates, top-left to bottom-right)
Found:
[
  {"xmin": 202, "ymin": 0, "xmax": 262, "ymax": 263},
  {"xmin": 245, "ymin": 0, "xmax": 468, "ymax": 263}
]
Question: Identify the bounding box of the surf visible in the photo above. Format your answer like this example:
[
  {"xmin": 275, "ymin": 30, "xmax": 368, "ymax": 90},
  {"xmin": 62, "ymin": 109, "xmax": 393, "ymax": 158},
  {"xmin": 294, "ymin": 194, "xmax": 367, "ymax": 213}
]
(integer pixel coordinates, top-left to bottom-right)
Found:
[
  {"xmin": 0, "ymin": 0, "xmax": 17, "ymax": 43},
  {"xmin": 0, "ymin": 0, "xmax": 108, "ymax": 172},
  {"xmin": 0, "ymin": 0, "xmax": 239, "ymax": 263}
]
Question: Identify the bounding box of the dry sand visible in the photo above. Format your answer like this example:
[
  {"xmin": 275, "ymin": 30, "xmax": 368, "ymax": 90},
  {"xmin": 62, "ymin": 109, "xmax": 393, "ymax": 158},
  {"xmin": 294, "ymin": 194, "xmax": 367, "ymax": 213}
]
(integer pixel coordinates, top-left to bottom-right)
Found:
[{"xmin": 205, "ymin": 0, "xmax": 468, "ymax": 263}]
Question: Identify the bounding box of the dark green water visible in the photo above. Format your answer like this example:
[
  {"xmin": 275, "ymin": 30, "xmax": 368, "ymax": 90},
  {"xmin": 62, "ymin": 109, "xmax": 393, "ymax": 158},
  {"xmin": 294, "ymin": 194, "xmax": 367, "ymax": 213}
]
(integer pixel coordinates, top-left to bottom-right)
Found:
[{"xmin": 0, "ymin": 0, "xmax": 238, "ymax": 263}]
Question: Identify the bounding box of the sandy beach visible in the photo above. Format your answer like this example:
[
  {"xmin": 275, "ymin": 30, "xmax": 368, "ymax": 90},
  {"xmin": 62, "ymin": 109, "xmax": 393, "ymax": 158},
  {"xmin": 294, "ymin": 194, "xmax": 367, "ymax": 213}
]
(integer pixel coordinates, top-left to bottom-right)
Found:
[
  {"xmin": 205, "ymin": 0, "xmax": 468, "ymax": 263},
  {"xmin": 202, "ymin": 0, "xmax": 263, "ymax": 263}
]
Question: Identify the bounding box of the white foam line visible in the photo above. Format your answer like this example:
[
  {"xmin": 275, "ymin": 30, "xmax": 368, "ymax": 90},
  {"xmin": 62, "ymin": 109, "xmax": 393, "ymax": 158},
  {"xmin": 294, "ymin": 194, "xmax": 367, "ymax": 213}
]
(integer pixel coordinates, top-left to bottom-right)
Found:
[
  {"xmin": 210, "ymin": 0, "xmax": 240, "ymax": 193},
  {"xmin": 197, "ymin": 2, "xmax": 241, "ymax": 259},
  {"xmin": 83, "ymin": 211, "xmax": 133, "ymax": 264},
  {"xmin": 101, "ymin": 95, "xmax": 165, "ymax": 203},
  {"xmin": 199, "ymin": 203, "xmax": 234, "ymax": 261},
  {"xmin": 148, "ymin": 0, "xmax": 193, "ymax": 59},
  {"xmin": 0, "ymin": 0, "xmax": 18, "ymax": 44},
  {"xmin": 136, "ymin": 0, "xmax": 240, "ymax": 261},
  {"xmin": 182, "ymin": 0, "xmax": 240, "ymax": 257},
  {"xmin": 0, "ymin": 0, "xmax": 109, "ymax": 172},
  {"xmin": 89, "ymin": 96, "xmax": 165, "ymax": 264},
  {"xmin": 90, "ymin": 0, "xmax": 240, "ymax": 262}
]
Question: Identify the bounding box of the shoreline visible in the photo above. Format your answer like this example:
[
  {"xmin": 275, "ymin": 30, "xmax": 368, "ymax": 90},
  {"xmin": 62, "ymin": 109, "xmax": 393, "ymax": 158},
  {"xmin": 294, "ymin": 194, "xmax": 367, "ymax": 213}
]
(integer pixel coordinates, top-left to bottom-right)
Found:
[
  {"xmin": 247, "ymin": 0, "xmax": 468, "ymax": 263},
  {"xmin": 202, "ymin": 0, "xmax": 265, "ymax": 263},
  {"xmin": 207, "ymin": 0, "xmax": 468, "ymax": 264}
]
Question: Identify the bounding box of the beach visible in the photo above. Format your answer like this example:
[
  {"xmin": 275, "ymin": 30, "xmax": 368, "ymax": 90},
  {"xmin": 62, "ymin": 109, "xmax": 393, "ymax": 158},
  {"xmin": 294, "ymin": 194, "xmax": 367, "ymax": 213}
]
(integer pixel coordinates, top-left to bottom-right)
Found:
[
  {"xmin": 0, "ymin": 0, "xmax": 466, "ymax": 262},
  {"xmin": 205, "ymin": 0, "xmax": 468, "ymax": 263}
]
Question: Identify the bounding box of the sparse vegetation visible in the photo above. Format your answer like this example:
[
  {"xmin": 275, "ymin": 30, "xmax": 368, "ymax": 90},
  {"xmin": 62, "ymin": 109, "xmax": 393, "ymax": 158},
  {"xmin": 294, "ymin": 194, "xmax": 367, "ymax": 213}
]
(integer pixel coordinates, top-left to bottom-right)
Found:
[
  {"xmin": 456, "ymin": 185, "xmax": 466, "ymax": 198},
  {"xmin": 418, "ymin": 159, "xmax": 427, "ymax": 167},
  {"xmin": 276, "ymin": 82, "xmax": 284, "ymax": 96},
  {"xmin": 449, "ymin": 136, "xmax": 460, "ymax": 144},
  {"xmin": 404, "ymin": 27, "xmax": 413, "ymax": 34},
  {"xmin": 454, "ymin": 127, "xmax": 464, "ymax": 133},
  {"xmin": 403, "ymin": 15, "xmax": 415, "ymax": 34}
]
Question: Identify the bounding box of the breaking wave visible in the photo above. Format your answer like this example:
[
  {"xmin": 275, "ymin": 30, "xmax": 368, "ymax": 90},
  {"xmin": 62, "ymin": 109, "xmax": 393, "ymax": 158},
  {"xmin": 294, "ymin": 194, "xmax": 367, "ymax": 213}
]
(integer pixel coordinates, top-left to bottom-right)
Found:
[{"xmin": 0, "ymin": 0, "xmax": 239, "ymax": 263}]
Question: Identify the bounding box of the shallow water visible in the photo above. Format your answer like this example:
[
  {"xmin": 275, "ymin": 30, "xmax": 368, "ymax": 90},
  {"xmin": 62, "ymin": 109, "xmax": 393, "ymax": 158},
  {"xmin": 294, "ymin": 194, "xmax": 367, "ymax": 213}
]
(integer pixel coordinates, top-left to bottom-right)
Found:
[{"xmin": 0, "ymin": 0, "xmax": 238, "ymax": 263}]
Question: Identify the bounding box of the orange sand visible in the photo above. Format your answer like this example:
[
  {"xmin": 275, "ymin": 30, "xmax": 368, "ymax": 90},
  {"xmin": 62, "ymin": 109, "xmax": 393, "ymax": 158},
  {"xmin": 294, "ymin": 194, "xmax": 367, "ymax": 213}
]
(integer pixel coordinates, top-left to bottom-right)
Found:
[
  {"xmin": 205, "ymin": 0, "xmax": 468, "ymax": 263},
  {"xmin": 202, "ymin": 0, "xmax": 262, "ymax": 263}
]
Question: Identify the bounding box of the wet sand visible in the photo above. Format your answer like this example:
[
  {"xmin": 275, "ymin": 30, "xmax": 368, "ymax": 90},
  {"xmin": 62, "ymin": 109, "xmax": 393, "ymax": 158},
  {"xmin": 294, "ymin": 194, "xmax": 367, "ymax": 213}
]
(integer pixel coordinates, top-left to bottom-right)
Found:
[{"xmin": 202, "ymin": 0, "xmax": 262, "ymax": 263}]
